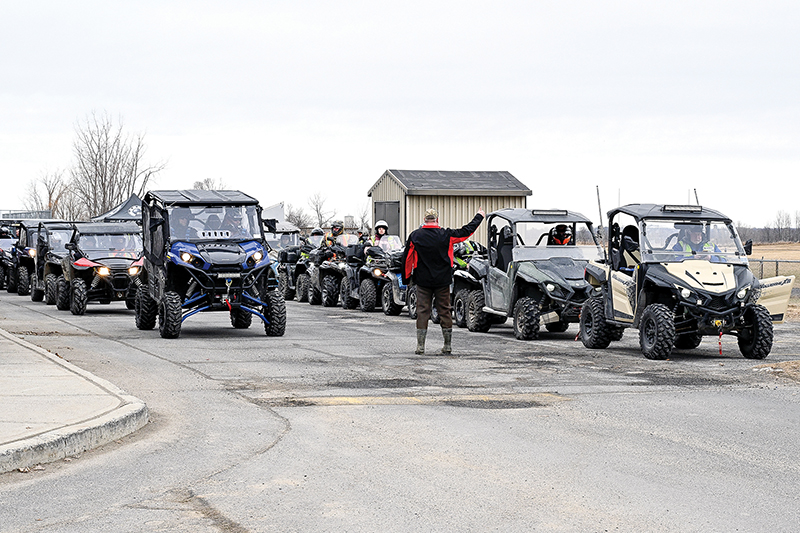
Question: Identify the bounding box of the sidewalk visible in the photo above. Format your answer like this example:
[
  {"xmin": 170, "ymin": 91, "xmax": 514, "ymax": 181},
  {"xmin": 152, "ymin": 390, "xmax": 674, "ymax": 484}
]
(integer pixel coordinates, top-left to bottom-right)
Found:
[{"xmin": 0, "ymin": 328, "xmax": 148, "ymax": 474}]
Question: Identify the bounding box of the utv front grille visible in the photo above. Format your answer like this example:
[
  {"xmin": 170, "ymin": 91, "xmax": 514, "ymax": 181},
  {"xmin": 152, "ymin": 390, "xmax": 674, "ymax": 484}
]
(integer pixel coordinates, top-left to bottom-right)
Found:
[{"xmin": 705, "ymin": 295, "xmax": 731, "ymax": 310}]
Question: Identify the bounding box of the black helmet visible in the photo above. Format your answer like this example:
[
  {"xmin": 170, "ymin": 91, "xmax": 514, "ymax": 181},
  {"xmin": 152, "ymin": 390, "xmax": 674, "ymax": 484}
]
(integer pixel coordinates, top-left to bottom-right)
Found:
[
  {"xmin": 331, "ymin": 220, "xmax": 344, "ymax": 236},
  {"xmin": 551, "ymin": 224, "xmax": 572, "ymax": 245},
  {"xmin": 311, "ymin": 227, "xmax": 324, "ymax": 236}
]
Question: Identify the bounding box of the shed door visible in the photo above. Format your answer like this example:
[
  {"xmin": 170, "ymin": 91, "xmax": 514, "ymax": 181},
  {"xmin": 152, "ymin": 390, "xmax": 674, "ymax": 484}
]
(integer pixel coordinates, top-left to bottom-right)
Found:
[{"xmin": 374, "ymin": 202, "xmax": 400, "ymax": 236}]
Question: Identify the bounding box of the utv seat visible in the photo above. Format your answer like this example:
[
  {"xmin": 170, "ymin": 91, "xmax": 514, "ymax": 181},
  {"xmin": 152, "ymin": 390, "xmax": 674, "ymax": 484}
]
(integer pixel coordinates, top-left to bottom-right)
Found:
[
  {"xmin": 494, "ymin": 227, "xmax": 514, "ymax": 272},
  {"xmin": 619, "ymin": 225, "xmax": 641, "ymax": 273}
]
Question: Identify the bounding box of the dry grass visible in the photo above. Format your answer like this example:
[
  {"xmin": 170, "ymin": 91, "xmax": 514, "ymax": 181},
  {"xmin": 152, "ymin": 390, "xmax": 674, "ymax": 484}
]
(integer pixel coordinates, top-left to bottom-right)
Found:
[
  {"xmin": 754, "ymin": 360, "xmax": 800, "ymax": 383},
  {"xmin": 751, "ymin": 243, "xmax": 800, "ymax": 260}
]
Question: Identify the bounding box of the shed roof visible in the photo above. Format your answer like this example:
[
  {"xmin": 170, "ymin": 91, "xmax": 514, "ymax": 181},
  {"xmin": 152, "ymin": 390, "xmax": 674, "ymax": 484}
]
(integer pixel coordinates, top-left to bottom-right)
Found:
[{"xmin": 369, "ymin": 170, "xmax": 532, "ymax": 197}]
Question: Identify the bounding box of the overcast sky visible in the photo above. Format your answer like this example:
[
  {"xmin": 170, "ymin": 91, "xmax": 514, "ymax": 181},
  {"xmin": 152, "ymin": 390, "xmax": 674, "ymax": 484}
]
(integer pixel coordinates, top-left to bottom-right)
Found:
[{"xmin": 2, "ymin": 1, "xmax": 798, "ymax": 228}]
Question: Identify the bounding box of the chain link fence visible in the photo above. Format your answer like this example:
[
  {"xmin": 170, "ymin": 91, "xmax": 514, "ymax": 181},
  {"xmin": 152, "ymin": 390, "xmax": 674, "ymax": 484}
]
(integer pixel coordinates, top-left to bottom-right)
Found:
[{"xmin": 749, "ymin": 259, "xmax": 800, "ymax": 303}]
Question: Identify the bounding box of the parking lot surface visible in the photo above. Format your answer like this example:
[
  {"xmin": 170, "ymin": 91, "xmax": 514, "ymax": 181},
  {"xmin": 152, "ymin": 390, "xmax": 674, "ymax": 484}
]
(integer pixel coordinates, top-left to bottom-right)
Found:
[{"xmin": 1, "ymin": 294, "xmax": 799, "ymax": 532}]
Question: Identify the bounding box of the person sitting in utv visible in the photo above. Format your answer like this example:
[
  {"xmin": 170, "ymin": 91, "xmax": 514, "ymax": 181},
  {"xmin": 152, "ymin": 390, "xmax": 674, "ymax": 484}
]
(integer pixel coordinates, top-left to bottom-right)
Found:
[
  {"xmin": 673, "ymin": 225, "xmax": 720, "ymax": 254},
  {"xmin": 172, "ymin": 209, "xmax": 198, "ymax": 240},
  {"xmin": 221, "ymin": 209, "xmax": 250, "ymax": 239},
  {"xmin": 547, "ymin": 224, "xmax": 572, "ymax": 245}
]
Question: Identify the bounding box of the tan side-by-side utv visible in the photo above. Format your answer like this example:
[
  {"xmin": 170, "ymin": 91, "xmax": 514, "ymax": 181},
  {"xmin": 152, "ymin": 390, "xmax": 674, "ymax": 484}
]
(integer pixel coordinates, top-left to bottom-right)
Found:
[{"xmin": 580, "ymin": 204, "xmax": 794, "ymax": 360}]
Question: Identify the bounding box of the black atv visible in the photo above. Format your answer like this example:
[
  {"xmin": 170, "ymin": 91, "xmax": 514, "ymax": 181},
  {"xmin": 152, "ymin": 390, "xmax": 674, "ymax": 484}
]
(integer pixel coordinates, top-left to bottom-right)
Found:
[
  {"xmin": 0, "ymin": 220, "xmax": 20, "ymax": 291},
  {"xmin": 264, "ymin": 222, "xmax": 303, "ymax": 300},
  {"xmin": 9, "ymin": 219, "xmax": 53, "ymax": 296},
  {"xmin": 30, "ymin": 221, "xmax": 75, "ymax": 305},
  {"xmin": 466, "ymin": 208, "xmax": 601, "ymax": 339},
  {"xmin": 135, "ymin": 190, "xmax": 285, "ymax": 339},
  {"xmin": 355, "ymin": 236, "xmax": 405, "ymax": 314},
  {"xmin": 60, "ymin": 222, "xmax": 143, "ymax": 315},
  {"xmin": 293, "ymin": 234, "xmax": 324, "ymax": 303},
  {"xmin": 308, "ymin": 234, "xmax": 361, "ymax": 307}
]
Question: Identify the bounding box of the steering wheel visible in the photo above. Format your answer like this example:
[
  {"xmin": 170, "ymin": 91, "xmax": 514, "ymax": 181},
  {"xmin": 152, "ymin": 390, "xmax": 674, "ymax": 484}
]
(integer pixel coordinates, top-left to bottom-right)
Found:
[{"xmin": 663, "ymin": 232, "xmax": 679, "ymax": 249}]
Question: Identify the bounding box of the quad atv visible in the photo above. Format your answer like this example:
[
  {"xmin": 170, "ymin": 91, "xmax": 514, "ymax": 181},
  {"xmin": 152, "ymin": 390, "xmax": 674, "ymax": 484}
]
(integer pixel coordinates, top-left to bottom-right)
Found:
[
  {"xmin": 266, "ymin": 224, "xmax": 302, "ymax": 300},
  {"xmin": 135, "ymin": 190, "xmax": 285, "ymax": 339},
  {"xmin": 9, "ymin": 219, "xmax": 53, "ymax": 296},
  {"xmin": 354, "ymin": 235, "xmax": 405, "ymax": 314},
  {"xmin": 60, "ymin": 222, "xmax": 143, "ymax": 315},
  {"xmin": 0, "ymin": 221, "xmax": 20, "ymax": 290},
  {"xmin": 580, "ymin": 204, "xmax": 794, "ymax": 360},
  {"xmin": 309, "ymin": 234, "xmax": 361, "ymax": 307},
  {"xmin": 466, "ymin": 209, "xmax": 601, "ymax": 339},
  {"xmin": 293, "ymin": 234, "xmax": 324, "ymax": 303},
  {"xmin": 30, "ymin": 221, "xmax": 75, "ymax": 305},
  {"xmin": 340, "ymin": 239, "xmax": 367, "ymax": 310}
]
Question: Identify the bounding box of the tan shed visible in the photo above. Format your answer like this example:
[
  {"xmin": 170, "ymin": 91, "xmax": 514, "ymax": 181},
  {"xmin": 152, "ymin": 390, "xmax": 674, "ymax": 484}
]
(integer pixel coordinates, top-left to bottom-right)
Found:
[{"xmin": 368, "ymin": 170, "xmax": 532, "ymax": 243}]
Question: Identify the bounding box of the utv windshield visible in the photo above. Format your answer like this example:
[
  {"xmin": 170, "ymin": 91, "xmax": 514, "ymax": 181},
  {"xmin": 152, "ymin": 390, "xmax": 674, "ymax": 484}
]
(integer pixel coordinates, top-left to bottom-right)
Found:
[
  {"xmin": 47, "ymin": 230, "xmax": 73, "ymax": 253},
  {"xmin": 337, "ymin": 234, "xmax": 362, "ymax": 247},
  {"xmin": 168, "ymin": 205, "xmax": 261, "ymax": 242},
  {"xmin": 79, "ymin": 233, "xmax": 143, "ymax": 260},
  {"xmin": 512, "ymin": 221, "xmax": 602, "ymax": 262},
  {"xmin": 265, "ymin": 232, "xmax": 300, "ymax": 250},
  {"xmin": 640, "ymin": 219, "xmax": 748, "ymax": 265}
]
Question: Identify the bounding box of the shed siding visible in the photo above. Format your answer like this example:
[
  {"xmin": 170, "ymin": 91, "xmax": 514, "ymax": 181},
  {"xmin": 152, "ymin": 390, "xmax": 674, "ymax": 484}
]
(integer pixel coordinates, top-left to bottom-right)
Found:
[
  {"xmin": 405, "ymin": 195, "xmax": 526, "ymax": 244},
  {"xmin": 370, "ymin": 173, "xmax": 405, "ymax": 202}
]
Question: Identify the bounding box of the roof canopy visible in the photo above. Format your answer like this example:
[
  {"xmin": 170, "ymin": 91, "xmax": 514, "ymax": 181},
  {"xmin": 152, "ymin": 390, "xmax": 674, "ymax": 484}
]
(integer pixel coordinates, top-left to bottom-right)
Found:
[
  {"xmin": 609, "ymin": 204, "xmax": 731, "ymax": 223},
  {"xmin": 369, "ymin": 170, "xmax": 532, "ymax": 197},
  {"xmin": 75, "ymin": 222, "xmax": 142, "ymax": 235},
  {"xmin": 144, "ymin": 190, "xmax": 259, "ymax": 206},
  {"xmin": 91, "ymin": 194, "xmax": 143, "ymax": 223},
  {"xmin": 489, "ymin": 208, "xmax": 593, "ymax": 225}
]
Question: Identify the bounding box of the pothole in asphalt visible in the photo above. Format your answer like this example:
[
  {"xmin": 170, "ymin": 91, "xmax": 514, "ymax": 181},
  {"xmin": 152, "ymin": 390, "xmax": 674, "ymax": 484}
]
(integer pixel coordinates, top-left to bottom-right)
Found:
[
  {"xmin": 441, "ymin": 399, "xmax": 548, "ymax": 409},
  {"xmin": 328, "ymin": 378, "xmax": 428, "ymax": 389}
]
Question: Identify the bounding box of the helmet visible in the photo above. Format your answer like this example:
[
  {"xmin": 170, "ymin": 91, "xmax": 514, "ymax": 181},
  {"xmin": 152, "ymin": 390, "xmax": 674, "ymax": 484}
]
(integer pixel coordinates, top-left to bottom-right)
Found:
[
  {"xmin": 551, "ymin": 224, "xmax": 572, "ymax": 245},
  {"xmin": 311, "ymin": 227, "xmax": 324, "ymax": 236},
  {"xmin": 358, "ymin": 226, "xmax": 370, "ymax": 236},
  {"xmin": 331, "ymin": 220, "xmax": 344, "ymax": 236},
  {"xmin": 375, "ymin": 220, "xmax": 388, "ymax": 233}
]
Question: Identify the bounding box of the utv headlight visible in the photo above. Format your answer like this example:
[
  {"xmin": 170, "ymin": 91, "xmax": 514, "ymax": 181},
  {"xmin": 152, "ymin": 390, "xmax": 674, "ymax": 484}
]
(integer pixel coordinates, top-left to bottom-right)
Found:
[
  {"xmin": 128, "ymin": 266, "xmax": 140, "ymax": 276},
  {"xmin": 545, "ymin": 283, "xmax": 556, "ymax": 292},
  {"xmin": 737, "ymin": 286, "xmax": 749, "ymax": 300},
  {"xmin": 374, "ymin": 268, "xmax": 384, "ymax": 277},
  {"xmin": 252, "ymin": 250, "xmax": 264, "ymax": 263},
  {"xmin": 28, "ymin": 249, "xmax": 36, "ymax": 258},
  {"xmin": 96, "ymin": 266, "xmax": 110, "ymax": 276},
  {"xmin": 180, "ymin": 252, "xmax": 193, "ymax": 263},
  {"xmin": 680, "ymin": 288, "xmax": 692, "ymax": 299}
]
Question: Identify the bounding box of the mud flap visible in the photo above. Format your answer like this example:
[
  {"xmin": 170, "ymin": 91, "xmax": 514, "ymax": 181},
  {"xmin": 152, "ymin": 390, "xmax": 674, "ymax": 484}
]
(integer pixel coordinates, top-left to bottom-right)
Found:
[{"xmin": 757, "ymin": 275, "xmax": 795, "ymax": 323}]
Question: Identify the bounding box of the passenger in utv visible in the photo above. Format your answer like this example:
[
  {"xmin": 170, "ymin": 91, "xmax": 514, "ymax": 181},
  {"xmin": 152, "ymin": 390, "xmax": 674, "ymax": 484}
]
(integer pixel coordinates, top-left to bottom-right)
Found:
[{"xmin": 402, "ymin": 207, "xmax": 484, "ymax": 355}]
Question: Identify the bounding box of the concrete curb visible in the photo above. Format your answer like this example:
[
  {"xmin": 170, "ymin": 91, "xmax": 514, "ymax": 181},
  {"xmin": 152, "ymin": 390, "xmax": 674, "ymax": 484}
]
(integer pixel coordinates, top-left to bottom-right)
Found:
[{"xmin": 0, "ymin": 328, "xmax": 148, "ymax": 474}]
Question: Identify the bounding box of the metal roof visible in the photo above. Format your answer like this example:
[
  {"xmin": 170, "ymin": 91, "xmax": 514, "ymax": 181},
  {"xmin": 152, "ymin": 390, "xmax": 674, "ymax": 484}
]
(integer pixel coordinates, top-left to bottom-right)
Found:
[
  {"xmin": 609, "ymin": 204, "xmax": 731, "ymax": 222},
  {"xmin": 370, "ymin": 170, "xmax": 532, "ymax": 197},
  {"xmin": 489, "ymin": 208, "xmax": 593, "ymax": 225},
  {"xmin": 144, "ymin": 190, "xmax": 260, "ymax": 206}
]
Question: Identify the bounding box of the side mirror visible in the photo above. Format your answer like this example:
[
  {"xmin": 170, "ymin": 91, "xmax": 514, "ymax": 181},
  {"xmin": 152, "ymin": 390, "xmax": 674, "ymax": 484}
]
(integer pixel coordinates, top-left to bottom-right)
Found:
[
  {"xmin": 744, "ymin": 239, "xmax": 753, "ymax": 256},
  {"xmin": 65, "ymin": 242, "xmax": 76, "ymax": 251}
]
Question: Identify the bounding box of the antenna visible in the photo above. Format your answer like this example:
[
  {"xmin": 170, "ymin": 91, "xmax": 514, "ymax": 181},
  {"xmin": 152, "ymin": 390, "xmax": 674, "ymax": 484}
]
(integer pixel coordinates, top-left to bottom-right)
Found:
[
  {"xmin": 693, "ymin": 188, "xmax": 700, "ymax": 205},
  {"xmin": 596, "ymin": 185, "xmax": 606, "ymax": 251}
]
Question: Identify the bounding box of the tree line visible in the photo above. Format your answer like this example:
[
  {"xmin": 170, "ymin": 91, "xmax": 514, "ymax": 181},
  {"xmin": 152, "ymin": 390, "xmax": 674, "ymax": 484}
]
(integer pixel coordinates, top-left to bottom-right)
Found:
[{"xmin": 737, "ymin": 211, "xmax": 800, "ymax": 244}]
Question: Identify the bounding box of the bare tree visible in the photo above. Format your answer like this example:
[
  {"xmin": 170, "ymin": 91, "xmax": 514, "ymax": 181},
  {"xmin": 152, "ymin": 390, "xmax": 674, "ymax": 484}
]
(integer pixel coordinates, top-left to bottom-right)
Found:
[
  {"xmin": 355, "ymin": 202, "xmax": 371, "ymax": 231},
  {"xmin": 774, "ymin": 210, "xmax": 792, "ymax": 242},
  {"xmin": 285, "ymin": 203, "xmax": 313, "ymax": 230},
  {"xmin": 23, "ymin": 170, "xmax": 70, "ymax": 218},
  {"xmin": 307, "ymin": 192, "xmax": 336, "ymax": 228},
  {"xmin": 193, "ymin": 177, "xmax": 226, "ymax": 190},
  {"xmin": 70, "ymin": 111, "xmax": 165, "ymax": 218}
]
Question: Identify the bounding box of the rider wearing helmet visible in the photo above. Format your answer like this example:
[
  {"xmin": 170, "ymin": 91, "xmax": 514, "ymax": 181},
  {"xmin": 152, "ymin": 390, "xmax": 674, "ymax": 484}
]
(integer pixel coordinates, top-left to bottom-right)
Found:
[
  {"xmin": 548, "ymin": 224, "xmax": 572, "ymax": 245},
  {"xmin": 357, "ymin": 227, "xmax": 370, "ymax": 244},
  {"xmin": 323, "ymin": 220, "xmax": 345, "ymax": 247},
  {"xmin": 372, "ymin": 220, "xmax": 389, "ymax": 245}
]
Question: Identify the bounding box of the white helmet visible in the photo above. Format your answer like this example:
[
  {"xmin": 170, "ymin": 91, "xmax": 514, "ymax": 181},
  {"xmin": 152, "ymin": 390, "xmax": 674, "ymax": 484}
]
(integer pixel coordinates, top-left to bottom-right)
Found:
[{"xmin": 375, "ymin": 220, "xmax": 388, "ymax": 231}]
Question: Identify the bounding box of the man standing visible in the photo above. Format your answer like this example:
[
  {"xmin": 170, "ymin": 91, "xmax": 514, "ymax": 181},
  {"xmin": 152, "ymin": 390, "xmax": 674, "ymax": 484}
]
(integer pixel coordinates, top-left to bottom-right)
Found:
[{"xmin": 403, "ymin": 207, "xmax": 485, "ymax": 355}]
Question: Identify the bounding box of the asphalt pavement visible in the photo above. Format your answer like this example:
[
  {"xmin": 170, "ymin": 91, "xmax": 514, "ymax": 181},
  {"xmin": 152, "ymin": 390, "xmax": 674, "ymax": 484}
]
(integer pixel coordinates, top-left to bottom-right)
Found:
[{"xmin": 0, "ymin": 327, "xmax": 148, "ymax": 474}]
